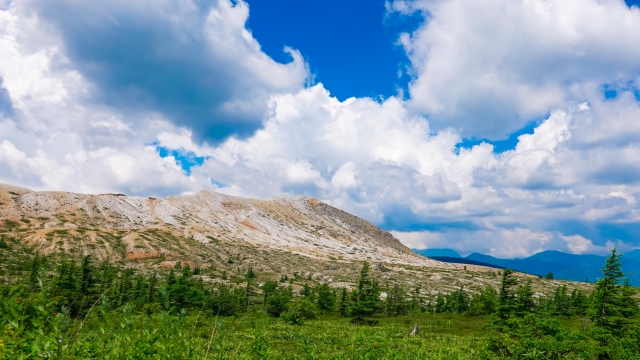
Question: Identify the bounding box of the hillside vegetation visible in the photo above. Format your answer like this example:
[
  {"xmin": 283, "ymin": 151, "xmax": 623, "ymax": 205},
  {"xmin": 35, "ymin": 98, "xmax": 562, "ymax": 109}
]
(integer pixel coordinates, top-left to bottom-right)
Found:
[
  {"xmin": 0, "ymin": 183, "xmax": 592, "ymax": 300},
  {"xmin": 2, "ymin": 183, "xmax": 639, "ymax": 358},
  {"xmin": 1, "ymin": 251, "xmax": 639, "ymax": 359}
]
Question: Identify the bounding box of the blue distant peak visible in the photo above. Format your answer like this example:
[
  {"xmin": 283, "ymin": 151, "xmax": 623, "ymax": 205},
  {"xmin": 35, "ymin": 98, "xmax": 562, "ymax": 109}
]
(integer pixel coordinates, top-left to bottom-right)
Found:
[{"xmin": 420, "ymin": 248, "xmax": 640, "ymax": 285}]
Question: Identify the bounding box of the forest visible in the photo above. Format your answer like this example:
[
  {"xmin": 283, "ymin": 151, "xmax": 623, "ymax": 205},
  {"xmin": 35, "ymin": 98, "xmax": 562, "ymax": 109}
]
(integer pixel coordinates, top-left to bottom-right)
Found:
[{"xmin": 1, "ymin": 248, "xmax": 639, "ymax": 359}]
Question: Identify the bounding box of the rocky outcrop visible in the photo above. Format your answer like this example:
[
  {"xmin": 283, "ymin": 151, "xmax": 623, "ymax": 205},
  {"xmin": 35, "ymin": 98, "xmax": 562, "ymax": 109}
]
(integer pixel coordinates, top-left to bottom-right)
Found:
[{"xmin": 0, "ymin": 183, "xmax": 444, "ymax": 268}]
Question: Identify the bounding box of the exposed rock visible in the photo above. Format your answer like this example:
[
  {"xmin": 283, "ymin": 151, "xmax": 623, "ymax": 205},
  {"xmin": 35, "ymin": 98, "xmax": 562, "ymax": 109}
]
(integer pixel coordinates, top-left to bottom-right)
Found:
[
  {"xmin": 410, "ymin": 324, "xmax": 419, "ymax": 336},
  {"xmin": 0, "ymin": 183, "xmax": 448, "ymax": 269},
  {"xmin": 374, "ymin": 263, "xmax": 390, "ymax": 272}
]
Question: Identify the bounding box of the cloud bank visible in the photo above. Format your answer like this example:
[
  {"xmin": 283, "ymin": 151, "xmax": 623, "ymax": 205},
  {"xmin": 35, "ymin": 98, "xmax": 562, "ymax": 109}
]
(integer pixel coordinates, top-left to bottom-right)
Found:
[{"xmin": 1, "ymin": 0, "xmax": 640, "ymax": 257}]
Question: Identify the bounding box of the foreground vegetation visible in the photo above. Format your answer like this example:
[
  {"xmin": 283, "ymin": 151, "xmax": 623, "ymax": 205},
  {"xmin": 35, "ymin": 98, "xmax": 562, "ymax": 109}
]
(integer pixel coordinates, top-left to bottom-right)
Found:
[{"xmin": 1, "ymin": 248, "xmax": 639, "ymax": 359}]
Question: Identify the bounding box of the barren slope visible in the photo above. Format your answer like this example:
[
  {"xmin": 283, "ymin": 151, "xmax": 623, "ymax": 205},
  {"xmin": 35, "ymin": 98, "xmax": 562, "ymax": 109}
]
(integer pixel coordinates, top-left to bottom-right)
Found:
[
  {"xmin": 0, "ymin": 183, "xmax": 593, "ymax": 297},
  {"xmin": 0, "ymin": 183, "xmax": 444, "ymax": 266}
]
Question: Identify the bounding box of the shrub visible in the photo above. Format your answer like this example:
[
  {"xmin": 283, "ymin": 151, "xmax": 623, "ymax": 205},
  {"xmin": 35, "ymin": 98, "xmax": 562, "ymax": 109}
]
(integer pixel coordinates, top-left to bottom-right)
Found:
[
  {"xmin": 267, "ymin": 287, "xmax": 293, "ymax": 318},
  {"xmin": 283, "ymin": 297, "xmax": 317, "ymax": 325}
]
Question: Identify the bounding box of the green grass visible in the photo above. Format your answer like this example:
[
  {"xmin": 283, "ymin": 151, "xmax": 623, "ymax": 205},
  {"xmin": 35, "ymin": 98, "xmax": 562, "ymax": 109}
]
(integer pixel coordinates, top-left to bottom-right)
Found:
[
  {"xmin": 67, "ymin": 313, "xmax": 487, "ymax": 359},
  {"xmin": 8, "ymin": 307, "xmax": 594, "ymax": 359}
]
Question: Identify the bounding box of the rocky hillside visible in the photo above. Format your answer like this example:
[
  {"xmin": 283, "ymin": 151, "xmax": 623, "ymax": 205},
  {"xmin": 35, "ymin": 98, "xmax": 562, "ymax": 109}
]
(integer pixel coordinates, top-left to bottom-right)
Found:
[
  {"xmin": 0, "ymin": 183, "xmax": 592, "ymax": 297},
  {"xmin": 0, "ymin": 183, "xmax": 447, "ymax": 266}
]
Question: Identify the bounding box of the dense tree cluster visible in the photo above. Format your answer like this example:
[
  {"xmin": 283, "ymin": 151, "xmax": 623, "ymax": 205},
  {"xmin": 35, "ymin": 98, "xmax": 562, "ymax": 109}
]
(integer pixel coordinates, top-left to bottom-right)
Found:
[{"xmin": 1, "ymin": 251, "xmax": 639, "ymax": 358}]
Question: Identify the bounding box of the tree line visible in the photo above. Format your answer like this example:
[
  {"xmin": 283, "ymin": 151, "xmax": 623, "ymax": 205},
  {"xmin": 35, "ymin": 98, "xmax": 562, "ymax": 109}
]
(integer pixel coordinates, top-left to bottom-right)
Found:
[{"xmin": 1, "ymin": 248, "xmax": 639, "ymax": 358}]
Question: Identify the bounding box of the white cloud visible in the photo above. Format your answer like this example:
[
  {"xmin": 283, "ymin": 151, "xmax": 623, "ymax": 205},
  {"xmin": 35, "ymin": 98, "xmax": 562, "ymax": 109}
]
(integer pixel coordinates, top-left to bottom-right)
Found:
[
  {"xmin": 191, "ymin": 84, "xmax": 640, "ymax": 256},
  {"xmin": 560, "ymin": 234, "xmax": 607, "ymax": 255},
  {"xmin": 0, "ymin": 0, "xmax": 307, "ymax": 195},
  {"xmin": 1, "ymin": 0, "xmax": 640, "ymax": 257},
  {"xmin": 390, "ymin": 0, "xmax": 640, "ymax": 138},
  {"xmin": 8, "ymin": 0, "xmax": 309, "ymax": 143}
]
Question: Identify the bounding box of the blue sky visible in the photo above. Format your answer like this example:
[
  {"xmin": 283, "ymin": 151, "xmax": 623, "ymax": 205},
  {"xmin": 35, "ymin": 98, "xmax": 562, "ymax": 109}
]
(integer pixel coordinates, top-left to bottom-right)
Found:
[
  {"xmin": 2, "ymin": 0, "xmax": 640, "ymax": 257},
  {"xmin": 246, "ymin": 0, "xmax": 422, "ymax": 101}
]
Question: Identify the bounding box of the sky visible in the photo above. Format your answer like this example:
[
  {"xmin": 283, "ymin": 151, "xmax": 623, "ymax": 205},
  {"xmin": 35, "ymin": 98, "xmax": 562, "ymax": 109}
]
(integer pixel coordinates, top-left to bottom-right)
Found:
[{"xmin": 1, "ymin": 0, "xmax": 640, "ymax": 258}]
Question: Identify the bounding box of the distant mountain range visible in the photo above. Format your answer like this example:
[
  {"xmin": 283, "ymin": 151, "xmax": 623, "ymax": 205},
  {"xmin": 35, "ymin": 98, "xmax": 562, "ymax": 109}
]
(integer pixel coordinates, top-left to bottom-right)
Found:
[{"xmin": 412, "ymin": 248, "xmax": 640, "ymax": 285}]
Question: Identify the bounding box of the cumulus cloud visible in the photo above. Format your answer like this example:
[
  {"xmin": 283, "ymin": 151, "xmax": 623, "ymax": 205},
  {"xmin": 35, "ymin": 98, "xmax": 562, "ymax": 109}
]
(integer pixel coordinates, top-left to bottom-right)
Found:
[
  {"xmin": 389, "ymin": 0, "xmax": 640, "ymax": 139},
  {"xmin": 16, "ymin": 0, "xmax": 309, "ymax": 143},
  {"xmin": 1, "ymin": 0, "xmax": 640, "ymax": 257},
  {"xmin": 0, "ymin": 0, "xmax": 307, "ymax": 194},
  {"xmin": 169, "ymin": 83, "xmax": 639, "ymax": 255}
]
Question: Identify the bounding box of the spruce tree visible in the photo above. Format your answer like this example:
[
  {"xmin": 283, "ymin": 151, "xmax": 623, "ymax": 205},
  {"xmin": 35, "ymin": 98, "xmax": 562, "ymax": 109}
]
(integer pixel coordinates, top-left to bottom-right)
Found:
[
  {"xmin": 244, "ymin": 265, "xmax": 258, "ymax": 314},
  {"xmin": 454, "ymin": 287, "xmax": 470, "ymax": 314},
  {"xmin": 27, "ymin": 254, "xmax": 46, "ymax": 292},
  {"xmin": 246, "ymin": 266, "xmax": 257, "ymax": 280},
  {"xmin": 620, "ymin": 279, "xmax": 639, "ymax": 319},
  {"xmin": 552, "ymin": 285, "xmax": 571, "ymax": 317},
  {"xmin": 338, "ymin": 288, "xmax": 349, "ymax": 317},
  {"xmin": 316, "ymin": 283, "xmax": 336, "ymax": 313},
  {"xmin": 569, "ymin": 289, "xmax": 588, "ymax": 316},
  {"xmin": 262, "ymin": 280, "xmax": 278, "ymax": 306},
  {"xmin": 410, "ymin": 286, "xmax": 421, "ymax": 311},
  {"xmin": 348, "ymin": 262, "xmax": 380, "ymax": 324},
  {"xmin": 385, "ymin": 283, "xmax": 408, "ymax": 317},
  {"xmin": 435, "ymin": 293, "xmax": 446, "ymax": 314},
  {"xmin": 80, "ymin": 255, "xmax": 94, "ymax": 296},
  {"xmin": 515, "ymin": 279, "xmax": 535, "ymax": 317},
  {"xmin": 589, "ymin": 249, "xmax": 627, "ymax": 333},
  {"xmin": 588, "ymin": 248, "xmax": 638, "ymax": 358},
  {"xmin": 495, "ymin": 268, "xmax": 518, "ymax": 323},
  {"xmin": 147, "ymin": 273, "xmax": 157, "ymax": 304}
]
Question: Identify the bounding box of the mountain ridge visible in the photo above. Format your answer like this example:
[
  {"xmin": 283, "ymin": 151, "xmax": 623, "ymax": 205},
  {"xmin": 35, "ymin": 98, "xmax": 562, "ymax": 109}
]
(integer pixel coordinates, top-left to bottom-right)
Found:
[
  {"xmin": 1, "ymin": 183, "xmax": 599, "ymax": 299},
  {"xmin": 413, "ymin": 247, "xmax": 640, "ymax": 285}
]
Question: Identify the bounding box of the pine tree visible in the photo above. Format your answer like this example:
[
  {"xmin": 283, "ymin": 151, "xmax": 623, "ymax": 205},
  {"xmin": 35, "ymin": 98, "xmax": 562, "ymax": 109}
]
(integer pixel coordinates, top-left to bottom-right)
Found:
[
  {"xmin": 338, "ymin": 288, "xmax": 349, "ymax": 317},
  {"xmin": 262, "ymin": 280, "xmax": 278, "ymax": 306},
  {"xmin": 454, "ymin": 287, "xmax": 470, "ymax": 314},
  {"xmin": 410, "ymin": 286, "xmax": 421, "ymax": 311},
  {"xmin": 316, "ymin": 283, "xmax": 336, "ymax": 313},
  {"xmin": 588, "ymin": 248, "xmax": 638, "ymax": 358},
  {"xmin": 552, "ymin": 285, "xmax": 571, "ymax": 317},
  {"xmin": 348, "ymin": 262, "xmax": 380, "ymax": 324},
  {"xmin": 515, "ymin": 280, "xmax": 535, "ymax": 317},
  {"xmin": 244, "ymin": 266, "xmax": 257, "ymax": 314},
  {"xmin": 301, "ymin": 284, "xmax": 312, "ymax": 297},
  {"xmin": 495, "ymin": 268, "xmax": 518, "ymax": 323},
  {"xmin": 569, "ymin": 289, "xmax": 588, "ymax": 316},
  {"xmin": 147, "ymin": 273, "xmax": 157, "ymax": 304},
  {"xmin": 435, "ymin": 293, "xmax": 446, "ymax": 314},
  {"xmin": 79, "ymin": 255, "xmax": 94, "ymax": 296},
  {"xmin": 166, "ymin": 269, "xmax": 177, "ymax": 288},
  {"xmin": 246, "ymin": 265, "xmax": 257, "ymax": 280},
  {"xmin": 620, "ymin": 279, "xmax": 639, "ymax": 319},
  {"xmin": 385, "ymin": 283, "xmax": 408, "ymax": 317},
  {"xmin": 27, "ymin": 254, "xmax": 46, "ymax": 292},
  {"xmin": 589, "ymin": 249, "xmax": 627, "ymax": 333},
  {"xmin": 117, "ymin": 268, "xmax": 134, "ymax": 307}
]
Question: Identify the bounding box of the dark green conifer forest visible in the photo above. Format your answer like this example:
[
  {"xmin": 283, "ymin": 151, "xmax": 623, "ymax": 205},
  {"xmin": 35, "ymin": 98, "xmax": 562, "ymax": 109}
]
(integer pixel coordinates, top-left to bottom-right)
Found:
[{"xmin": 1, "ymin": 249, "xmax": 639, "ymax": 358}]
